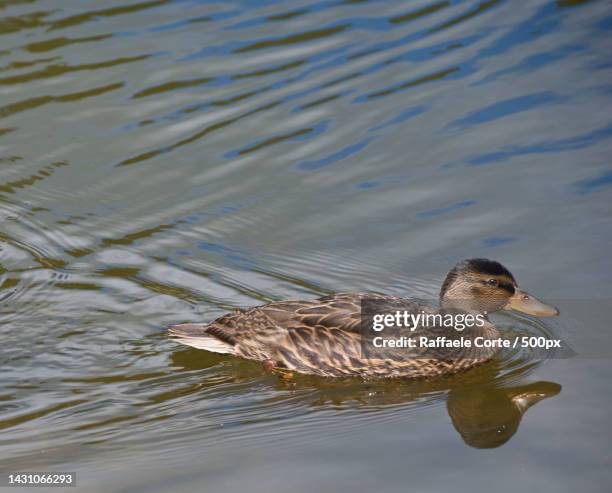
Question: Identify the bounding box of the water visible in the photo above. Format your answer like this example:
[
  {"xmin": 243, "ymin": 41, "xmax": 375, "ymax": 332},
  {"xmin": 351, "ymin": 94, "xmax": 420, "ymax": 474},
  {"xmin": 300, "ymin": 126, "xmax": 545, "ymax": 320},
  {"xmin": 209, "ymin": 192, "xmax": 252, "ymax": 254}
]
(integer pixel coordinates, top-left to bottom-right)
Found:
[{"xmin": 1, "ymin": 0, "xmax": 611, "ymax": 491}]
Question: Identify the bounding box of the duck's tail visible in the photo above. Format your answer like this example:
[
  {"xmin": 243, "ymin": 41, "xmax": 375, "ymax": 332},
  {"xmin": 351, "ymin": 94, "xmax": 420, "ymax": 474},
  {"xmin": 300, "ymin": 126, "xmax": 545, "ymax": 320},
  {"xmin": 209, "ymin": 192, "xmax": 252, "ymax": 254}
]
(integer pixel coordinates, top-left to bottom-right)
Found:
[{"xmin": 168, "ymin": 324, "xmax": 236, "ymax": 355}]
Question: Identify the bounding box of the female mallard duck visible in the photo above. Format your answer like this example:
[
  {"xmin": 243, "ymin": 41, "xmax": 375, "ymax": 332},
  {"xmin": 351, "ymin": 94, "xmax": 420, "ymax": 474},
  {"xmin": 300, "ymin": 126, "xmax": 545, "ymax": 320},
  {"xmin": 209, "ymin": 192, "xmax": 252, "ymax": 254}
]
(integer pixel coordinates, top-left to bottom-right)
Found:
[{"xmin": 169, "ymin": 259, "xmax": 558, "ymax": 378}]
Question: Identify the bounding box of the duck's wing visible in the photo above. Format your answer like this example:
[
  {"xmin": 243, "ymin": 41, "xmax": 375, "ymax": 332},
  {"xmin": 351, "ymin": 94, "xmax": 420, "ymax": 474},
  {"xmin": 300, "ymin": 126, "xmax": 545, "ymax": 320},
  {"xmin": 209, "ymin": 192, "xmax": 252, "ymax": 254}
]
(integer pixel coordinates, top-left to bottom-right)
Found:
[
  {"xmin": 250, "ymin": 293, "xmax": 441, "ymax": 376},
  {"xmin": 258, "ymin": 293, "xmax": 368, "ymax": 333},
  {"xmin": 168, "ymin": 293, "xmax": 393, "ymax": 363},
  {"xmin": 253, "ymin": 293, "xmax": 387, "ymax": 373},
  {"xmin": 169, "ymin": 293, "xmax": 366, "ymax": 350}
]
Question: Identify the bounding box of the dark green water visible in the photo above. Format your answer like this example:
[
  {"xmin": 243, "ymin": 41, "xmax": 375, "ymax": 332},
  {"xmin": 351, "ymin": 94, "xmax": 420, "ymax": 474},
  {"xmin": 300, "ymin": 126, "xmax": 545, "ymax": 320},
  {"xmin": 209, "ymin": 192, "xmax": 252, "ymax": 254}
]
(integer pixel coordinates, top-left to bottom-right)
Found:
[{"xmin": 1, "ymin": 0, "xmax": 611, "ymax": 491}]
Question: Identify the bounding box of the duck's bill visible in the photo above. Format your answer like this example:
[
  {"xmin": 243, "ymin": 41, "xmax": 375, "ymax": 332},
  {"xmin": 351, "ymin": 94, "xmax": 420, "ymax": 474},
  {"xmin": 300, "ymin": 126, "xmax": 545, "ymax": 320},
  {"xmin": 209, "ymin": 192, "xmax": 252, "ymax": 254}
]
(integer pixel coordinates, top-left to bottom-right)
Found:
[{"xmin": 503, "ymin": 289, "xmax": 559, "ymax": 317}]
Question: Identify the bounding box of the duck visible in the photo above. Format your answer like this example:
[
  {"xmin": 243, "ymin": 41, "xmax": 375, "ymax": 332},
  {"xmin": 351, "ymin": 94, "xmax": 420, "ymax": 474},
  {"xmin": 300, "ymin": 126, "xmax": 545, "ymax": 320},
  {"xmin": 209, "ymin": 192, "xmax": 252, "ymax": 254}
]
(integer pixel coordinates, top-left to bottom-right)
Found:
[{"xmin": 168, "ymin": 258, "xmax": 558, "ymax": 379}]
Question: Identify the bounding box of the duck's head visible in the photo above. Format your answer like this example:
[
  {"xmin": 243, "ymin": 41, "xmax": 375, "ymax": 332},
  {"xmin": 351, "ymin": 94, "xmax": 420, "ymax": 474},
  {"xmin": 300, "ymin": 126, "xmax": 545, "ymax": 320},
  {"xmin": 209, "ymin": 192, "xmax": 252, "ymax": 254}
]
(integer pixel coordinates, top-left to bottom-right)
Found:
[{"xmin": 440, "ymin": 258, "xmax": 559, "ymax": 316}]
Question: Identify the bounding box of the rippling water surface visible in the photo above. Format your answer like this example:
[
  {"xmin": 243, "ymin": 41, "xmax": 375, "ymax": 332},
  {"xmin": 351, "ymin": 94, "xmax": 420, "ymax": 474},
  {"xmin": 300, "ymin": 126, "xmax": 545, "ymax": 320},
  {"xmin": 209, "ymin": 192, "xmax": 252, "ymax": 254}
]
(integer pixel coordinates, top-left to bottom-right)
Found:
[{"xmin": 1, "ymin": 0, "xmax": 611, "ymax": 491}]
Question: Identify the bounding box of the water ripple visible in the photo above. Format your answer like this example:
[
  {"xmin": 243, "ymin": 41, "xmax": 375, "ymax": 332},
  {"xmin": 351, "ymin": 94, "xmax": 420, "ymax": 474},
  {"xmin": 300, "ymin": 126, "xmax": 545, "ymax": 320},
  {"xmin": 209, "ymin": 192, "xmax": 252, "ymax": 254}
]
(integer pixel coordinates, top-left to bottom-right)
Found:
[{"xmin": 0, "ymin": 0, "xmax": 609, "ymax": 487}]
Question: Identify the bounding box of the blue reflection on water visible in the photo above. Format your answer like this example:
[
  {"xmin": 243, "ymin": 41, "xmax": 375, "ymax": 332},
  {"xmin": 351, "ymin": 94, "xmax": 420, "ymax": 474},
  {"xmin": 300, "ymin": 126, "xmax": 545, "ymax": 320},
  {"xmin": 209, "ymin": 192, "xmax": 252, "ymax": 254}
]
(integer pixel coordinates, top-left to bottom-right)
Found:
[
  {"xmin": 466, "ymin": 123, "xmax": 612, "ymax": 166},
  {"xmin": 416, "ymin": 200, "xmax": 477, "ymax": 219},
  {"xmin": 296, "ymin": 136, "xmax": 374, "ymax": 171},
  {"xmin": 481, "ymin": 236, "xmax": 518, "ymax": 247},
  {"xmin": 449, "ymin": 91, "xmax": 565, "ymax": 129},
  {"xmin": 575, "ymin": 170, "xmax": 612, "ymax": 193}
]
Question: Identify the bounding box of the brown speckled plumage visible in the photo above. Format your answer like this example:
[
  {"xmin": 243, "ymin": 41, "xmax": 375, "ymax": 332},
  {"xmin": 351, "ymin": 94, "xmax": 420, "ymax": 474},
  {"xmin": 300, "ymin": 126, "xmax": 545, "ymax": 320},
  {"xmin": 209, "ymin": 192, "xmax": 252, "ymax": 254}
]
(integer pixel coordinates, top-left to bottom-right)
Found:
[{"xmin": 168, "ymin": 259, "xmax": 559, "ymax": 379}]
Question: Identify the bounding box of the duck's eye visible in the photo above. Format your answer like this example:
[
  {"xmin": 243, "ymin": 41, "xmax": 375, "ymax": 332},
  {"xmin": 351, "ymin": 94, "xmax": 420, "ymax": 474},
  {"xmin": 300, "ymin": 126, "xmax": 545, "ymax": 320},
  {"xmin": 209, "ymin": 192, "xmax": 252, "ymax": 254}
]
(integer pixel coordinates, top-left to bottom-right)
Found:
[{"xmin": 487, "ymin": 279, "xmax": 498, "ymax": 286}]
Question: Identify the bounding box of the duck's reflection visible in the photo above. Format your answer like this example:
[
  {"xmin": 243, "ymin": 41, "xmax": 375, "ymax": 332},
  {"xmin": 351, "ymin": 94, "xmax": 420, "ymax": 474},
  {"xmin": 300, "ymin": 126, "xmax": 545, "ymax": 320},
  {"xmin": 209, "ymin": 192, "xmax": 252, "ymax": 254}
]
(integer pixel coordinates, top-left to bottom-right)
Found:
[
  {"xmin": 170, "ymin": 348, "xmax": 561, "ymax": 449},
  {"xmin": 302, "ymin": 372, "xmax": 561, "ymax": 448},
  {"xmin": 299, "ymin": 371, "xmax": 560, "ymax": 448},
  {"xmin": 446, "ymin": 380, "xmax": 560, "ymax": 448}
]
